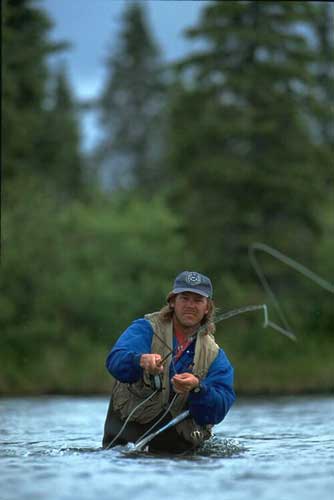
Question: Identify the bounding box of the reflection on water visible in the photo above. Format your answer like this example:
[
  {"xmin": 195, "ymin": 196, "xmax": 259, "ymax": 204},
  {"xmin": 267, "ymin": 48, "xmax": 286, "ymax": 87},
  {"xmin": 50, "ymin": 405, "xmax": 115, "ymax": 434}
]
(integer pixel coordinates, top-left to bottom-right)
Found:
[{"xmin": 1, "ymin": 396, "xmax": 333, "ymax": 500}]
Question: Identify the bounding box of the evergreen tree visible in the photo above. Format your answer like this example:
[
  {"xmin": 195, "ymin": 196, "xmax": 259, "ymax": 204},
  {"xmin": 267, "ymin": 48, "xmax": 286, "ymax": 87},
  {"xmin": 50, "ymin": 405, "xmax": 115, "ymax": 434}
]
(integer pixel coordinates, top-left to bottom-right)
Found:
[
  {"xmin": 96, "ymin": 2, "xmax": 166, "ymax": 192},
  {"xmin": 306, "ymin": 1, "xmax": 334, "ymax": 202},
  {"xmin": 2, "ymin": 0, "xmax": 65, "ymax": 180},
  {"xmin": 39, "ymin": 66, "xmax": 84, "ymax": 198},
  {"xmin": 165, "ymin": 1, "xmax": 329, "ymax": 290},
  {"xmin": 310, "ymin": 2, "xmax": 334, "ymax": 147}
]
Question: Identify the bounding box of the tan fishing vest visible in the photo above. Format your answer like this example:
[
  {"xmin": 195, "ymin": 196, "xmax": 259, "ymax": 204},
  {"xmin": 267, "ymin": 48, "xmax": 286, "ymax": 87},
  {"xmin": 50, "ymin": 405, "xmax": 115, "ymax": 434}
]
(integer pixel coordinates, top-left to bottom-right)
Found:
[{"xmin": 110, "ymin": 312, "xmax": 219, "ymax": 446}]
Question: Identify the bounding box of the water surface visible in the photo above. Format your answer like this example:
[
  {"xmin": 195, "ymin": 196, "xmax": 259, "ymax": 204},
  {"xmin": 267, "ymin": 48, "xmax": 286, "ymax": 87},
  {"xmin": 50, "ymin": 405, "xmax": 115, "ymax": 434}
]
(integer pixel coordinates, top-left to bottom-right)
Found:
[{"xmin": 1, "ymin": 396, "xmax": 333, "ymax": 500}]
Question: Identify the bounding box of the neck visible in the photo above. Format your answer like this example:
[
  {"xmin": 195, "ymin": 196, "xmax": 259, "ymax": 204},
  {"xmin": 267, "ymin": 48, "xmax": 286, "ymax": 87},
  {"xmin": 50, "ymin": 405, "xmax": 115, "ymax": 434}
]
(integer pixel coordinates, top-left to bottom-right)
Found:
[{"xmin": 172, "ymin": 316, "xmax": 199, "ymax": 337}]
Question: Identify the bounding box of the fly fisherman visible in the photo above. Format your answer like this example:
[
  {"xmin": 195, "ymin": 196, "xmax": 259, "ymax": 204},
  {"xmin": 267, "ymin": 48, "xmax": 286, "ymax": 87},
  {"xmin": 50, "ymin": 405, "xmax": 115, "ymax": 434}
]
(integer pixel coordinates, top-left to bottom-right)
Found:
[{"xmin": 103, "ymin": 271, "xmax": 235, "ymax": 453}]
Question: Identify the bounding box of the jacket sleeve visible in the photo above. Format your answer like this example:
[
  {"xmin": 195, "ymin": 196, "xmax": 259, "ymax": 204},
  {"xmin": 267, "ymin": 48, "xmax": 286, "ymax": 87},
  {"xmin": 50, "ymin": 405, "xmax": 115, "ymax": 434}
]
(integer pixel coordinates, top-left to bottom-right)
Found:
[
  {"xmin": 188, "ymin": 349, "xmax": 236, "ymax": 426},
  {"xmin": 105, "ymin": 319, "xmax": 154, "ymax": 383}
]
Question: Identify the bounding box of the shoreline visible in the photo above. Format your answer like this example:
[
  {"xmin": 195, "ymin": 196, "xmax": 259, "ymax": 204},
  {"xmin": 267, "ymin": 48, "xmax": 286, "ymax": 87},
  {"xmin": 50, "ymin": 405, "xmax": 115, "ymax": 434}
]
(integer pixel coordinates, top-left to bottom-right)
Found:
[{"xmin": 1, "ymin": 388, "xmax": 333, "ymax": 398}]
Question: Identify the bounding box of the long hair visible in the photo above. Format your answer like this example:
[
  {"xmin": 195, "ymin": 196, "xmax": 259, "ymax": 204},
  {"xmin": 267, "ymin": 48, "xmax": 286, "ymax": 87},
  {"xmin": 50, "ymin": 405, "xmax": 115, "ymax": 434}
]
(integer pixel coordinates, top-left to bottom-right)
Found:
[{"xmin": 158, "ymin": 295, "xmax": 216, "ymax": 336}]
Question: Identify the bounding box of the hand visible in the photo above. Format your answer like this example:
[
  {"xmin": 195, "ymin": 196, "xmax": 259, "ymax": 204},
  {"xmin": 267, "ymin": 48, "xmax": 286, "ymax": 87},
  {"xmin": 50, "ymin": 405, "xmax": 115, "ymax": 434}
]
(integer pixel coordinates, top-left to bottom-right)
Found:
[
  {"xmin": 140, "ymin": 354, "xmax": 164, "ymax": 375},
  {"xmin": 171, "ymin": 373, "xmax": 200, "ymax": 394}
]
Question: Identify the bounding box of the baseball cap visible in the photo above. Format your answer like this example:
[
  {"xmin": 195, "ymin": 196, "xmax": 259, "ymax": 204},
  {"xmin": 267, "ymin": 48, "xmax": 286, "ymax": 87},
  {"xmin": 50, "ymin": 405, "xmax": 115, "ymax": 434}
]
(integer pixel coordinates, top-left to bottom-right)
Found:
[{"xmin": 169, "ymin": 271, "xmax": 213, "ymax": 299}]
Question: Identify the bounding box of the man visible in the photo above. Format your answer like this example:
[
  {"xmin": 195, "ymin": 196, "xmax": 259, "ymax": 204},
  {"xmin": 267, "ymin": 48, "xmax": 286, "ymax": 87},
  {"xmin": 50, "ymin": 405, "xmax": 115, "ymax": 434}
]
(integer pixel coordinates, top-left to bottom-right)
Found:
[{"xmin": 103, "ymin": 271, "xmax": 235, "ymax": 453}]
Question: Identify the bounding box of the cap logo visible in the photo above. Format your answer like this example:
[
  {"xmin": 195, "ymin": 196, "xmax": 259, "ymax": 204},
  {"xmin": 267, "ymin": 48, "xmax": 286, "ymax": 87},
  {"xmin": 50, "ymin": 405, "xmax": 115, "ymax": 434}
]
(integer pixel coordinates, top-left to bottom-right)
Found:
[{"xmin": 186, "ymin": 272, "xmax": 202, "ymax": 285}]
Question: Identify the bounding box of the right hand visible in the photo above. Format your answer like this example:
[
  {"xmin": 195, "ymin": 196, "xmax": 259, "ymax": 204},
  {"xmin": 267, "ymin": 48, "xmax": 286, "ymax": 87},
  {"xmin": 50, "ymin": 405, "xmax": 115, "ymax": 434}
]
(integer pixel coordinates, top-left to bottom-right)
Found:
[{"xmin": 139, "ymin": 354, "xmax": 163, "ymax": 375}]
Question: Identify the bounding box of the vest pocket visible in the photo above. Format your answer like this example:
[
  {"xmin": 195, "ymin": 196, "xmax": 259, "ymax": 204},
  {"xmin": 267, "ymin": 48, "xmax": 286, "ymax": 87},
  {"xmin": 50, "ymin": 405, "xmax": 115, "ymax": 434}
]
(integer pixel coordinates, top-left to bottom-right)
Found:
[{"xmin": 112, "ymin": 379, "xmax": 161, "ymax": 424}]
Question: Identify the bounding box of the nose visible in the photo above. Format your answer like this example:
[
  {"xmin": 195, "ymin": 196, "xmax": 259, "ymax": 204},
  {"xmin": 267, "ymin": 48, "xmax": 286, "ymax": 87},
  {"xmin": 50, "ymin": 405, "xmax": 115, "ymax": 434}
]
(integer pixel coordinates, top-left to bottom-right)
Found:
[{"xmin": 185, "ymin": 297, "xmax": 197, "ymax": 307}]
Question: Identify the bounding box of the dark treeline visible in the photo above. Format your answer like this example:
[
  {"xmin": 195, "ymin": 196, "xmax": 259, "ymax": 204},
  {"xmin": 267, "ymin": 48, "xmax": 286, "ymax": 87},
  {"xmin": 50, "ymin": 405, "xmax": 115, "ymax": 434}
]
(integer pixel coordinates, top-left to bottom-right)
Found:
[{"xmin": 2, "ymin": 0, "xmax": 333, "ymax": 395}]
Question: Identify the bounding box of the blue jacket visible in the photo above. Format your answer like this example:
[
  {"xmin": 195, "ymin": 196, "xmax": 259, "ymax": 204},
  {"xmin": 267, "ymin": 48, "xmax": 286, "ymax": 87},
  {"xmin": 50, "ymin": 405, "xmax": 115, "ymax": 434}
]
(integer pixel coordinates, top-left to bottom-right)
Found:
[{"xmin": 106, "ymin": 318, "xmax": 236, "ymax": 426}]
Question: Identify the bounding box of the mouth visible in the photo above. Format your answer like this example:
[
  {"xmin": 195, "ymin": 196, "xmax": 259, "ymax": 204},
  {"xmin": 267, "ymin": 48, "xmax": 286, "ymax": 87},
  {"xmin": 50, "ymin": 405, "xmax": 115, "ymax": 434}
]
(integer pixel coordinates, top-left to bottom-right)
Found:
[{"xmin": 183, "ymin": 311, "xmax": 196, "ymax": 318}]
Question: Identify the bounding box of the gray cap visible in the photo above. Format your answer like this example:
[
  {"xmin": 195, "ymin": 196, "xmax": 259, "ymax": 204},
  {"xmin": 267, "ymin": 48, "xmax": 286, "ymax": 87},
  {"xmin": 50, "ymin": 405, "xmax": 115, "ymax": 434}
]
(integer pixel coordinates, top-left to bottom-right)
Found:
[{"xmin": 170, "ymin": 271, "xmax": 213, "ymax": 299}]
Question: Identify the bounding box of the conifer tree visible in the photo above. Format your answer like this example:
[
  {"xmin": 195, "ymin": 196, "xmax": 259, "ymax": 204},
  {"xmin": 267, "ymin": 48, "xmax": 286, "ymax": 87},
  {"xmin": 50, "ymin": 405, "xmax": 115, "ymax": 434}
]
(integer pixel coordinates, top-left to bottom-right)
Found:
[
  {"xmin": 96, "ymin": 2, "xmax": 166, "ymax": 192},
  {"xmin": 40, "ymin": 66, "xmax": 84, "ymax": 198},
  {"xmin": 307, "ymin": 1, "xmax": 334, "ymax": 203},
  {"xmin": 166, "ymin": 1, "xmax": 329, "ymax": 282},
  {"xmin": 2, "ymin": 0, "xmax": 65, "ymax": 180},
  {"xmin": 310, "ymin": 2, "xmax": 334, "ymax": 147}
]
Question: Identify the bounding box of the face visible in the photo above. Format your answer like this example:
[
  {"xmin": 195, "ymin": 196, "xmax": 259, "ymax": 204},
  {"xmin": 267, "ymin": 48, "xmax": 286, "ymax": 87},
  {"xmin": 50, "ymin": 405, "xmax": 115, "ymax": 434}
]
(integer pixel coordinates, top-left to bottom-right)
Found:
[{"xmin": 171, "ymin": 292, "xmax": 209, "ymax": 330}]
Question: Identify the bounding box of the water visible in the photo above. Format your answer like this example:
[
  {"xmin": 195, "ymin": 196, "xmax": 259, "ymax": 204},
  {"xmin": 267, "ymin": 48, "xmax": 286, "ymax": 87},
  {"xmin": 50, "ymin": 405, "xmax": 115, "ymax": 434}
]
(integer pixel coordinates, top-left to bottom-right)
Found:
[{"xmin": 1, "ymin": 396, "xmax": 333, "ymax": 500}]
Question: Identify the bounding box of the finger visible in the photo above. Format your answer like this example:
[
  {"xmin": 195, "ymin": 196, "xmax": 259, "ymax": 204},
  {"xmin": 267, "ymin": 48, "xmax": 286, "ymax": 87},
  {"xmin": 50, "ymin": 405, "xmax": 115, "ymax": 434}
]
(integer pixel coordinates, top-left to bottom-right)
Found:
[
  {"xmin": 175, "ymin": 373, "xmax": 190, "ymax": 380},
  {"xmin": 173, "ymin": 381, "xmax": 189, "ymax": 392},
  {"xmin": 173, "ymin": 385, "xmax": 186, "ymax": 394}
]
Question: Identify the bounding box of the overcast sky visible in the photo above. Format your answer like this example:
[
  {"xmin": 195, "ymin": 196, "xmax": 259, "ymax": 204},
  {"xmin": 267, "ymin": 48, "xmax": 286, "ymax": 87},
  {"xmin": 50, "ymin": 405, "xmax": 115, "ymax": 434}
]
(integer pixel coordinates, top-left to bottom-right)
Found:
[
  {"xmin": 44, "ymin": 0, "xmax": 207, "ymax": 97},
  {"xmin": 42, "ymin": 0, "xmax": 208, "ymax": 150}
]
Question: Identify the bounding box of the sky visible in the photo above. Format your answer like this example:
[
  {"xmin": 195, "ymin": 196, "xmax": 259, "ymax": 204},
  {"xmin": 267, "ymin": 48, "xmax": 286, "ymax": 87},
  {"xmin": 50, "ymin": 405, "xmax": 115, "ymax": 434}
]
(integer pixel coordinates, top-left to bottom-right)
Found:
[{"xmin": 42, "ymin": 0, "xmax": 209, "ymax": 149}]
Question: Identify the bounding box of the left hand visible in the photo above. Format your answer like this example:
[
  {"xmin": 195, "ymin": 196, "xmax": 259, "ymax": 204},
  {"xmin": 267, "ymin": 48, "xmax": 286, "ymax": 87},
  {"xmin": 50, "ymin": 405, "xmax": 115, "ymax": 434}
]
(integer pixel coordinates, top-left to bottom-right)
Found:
[{"xmin": 172, "ymin": 373, "xmax": 200, "ymax": 394}]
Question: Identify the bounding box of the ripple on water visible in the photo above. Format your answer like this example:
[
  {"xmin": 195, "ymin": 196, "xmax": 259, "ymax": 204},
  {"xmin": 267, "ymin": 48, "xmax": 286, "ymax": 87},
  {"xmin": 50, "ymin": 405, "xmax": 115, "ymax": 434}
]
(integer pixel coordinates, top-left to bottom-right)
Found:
[
  {"xmin": 195, "ymin": 437, "xmax": 247, "ymax": 458},
  {"xmin": 119, "ymin": 436, "xmax": 246, "ymax": 461},
  {"xmin": 1, "ymin": 396, "xmax": 334, "ymax": 500}
]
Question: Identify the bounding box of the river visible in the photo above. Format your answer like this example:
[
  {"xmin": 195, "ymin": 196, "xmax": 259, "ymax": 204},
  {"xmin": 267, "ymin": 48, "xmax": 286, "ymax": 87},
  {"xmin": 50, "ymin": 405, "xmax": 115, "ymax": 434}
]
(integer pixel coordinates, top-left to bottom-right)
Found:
[{"xmin": 1, "ymin": 396, "xmax": 333, "ymax": 500}]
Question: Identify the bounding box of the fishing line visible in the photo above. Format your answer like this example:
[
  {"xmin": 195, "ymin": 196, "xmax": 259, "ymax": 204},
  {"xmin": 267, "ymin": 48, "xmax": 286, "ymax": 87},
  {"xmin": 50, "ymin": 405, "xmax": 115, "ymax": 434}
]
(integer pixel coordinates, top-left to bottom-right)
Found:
[
  {"xmin": 194, "ymin": 243, "xmax": 333, "ymax": 342},
  {"xmin": 133, "ymin": 393, "xmax": 179, "ymax": 446},
  {"xmin": 250, "ymin": 243, "xmax": 334, "ymax": 294},
  {"xmin": 209, "ymin": 244, "xmax": 333, "ymax": 341},
  {"xmin": 248, "ymin": 242, "xmax": 334, "ymax": 340},
  {"xmin": 105, "ymin": 389, "xmax": 158, "ymax": 450}
]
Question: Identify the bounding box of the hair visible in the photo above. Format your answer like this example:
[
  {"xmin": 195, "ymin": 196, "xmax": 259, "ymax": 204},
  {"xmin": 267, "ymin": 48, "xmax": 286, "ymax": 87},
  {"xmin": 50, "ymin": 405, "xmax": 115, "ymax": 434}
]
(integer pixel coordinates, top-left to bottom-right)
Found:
[{"xmin": 158, "ymin": 293, "xmax": 216, "ymax": 336}]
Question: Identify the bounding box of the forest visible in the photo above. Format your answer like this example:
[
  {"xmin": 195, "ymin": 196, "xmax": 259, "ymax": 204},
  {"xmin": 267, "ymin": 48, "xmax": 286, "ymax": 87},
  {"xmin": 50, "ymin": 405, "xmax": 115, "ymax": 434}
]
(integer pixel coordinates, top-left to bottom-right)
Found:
[{"xmin": 2, "ymin": 0, "xmax": 333, "ymax": 395}]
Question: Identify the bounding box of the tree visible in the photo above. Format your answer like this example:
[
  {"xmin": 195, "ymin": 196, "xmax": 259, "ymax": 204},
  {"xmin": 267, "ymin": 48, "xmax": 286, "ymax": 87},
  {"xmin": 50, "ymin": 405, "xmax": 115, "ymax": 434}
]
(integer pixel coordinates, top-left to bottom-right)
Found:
[
  {"xmin": 96, "ymin": 1, "xmax": 166, "ymax": 193},
  {"xmin": 309, "ymin": 2, "xmax": 334, "ymax": 148},
  {"xmin": 39, "ymin": 65, "xmax": 84, "ymax": 198},
  {"xmin": 2, "ymin": 0, "xmax": 66, "ymax": 180},
  {"xmin": 306, "ymin": 1, "xmax": 334, "ymax": 203},
  {"xmin": 165, "ymin": 1, "xmax": 330, "ymax": 295}
]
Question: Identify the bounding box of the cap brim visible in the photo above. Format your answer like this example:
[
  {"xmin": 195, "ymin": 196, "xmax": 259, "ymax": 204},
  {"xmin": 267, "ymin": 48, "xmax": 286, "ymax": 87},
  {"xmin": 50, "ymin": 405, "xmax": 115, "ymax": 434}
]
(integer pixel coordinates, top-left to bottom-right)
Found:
[{"xmin": 171, "ymin": 287, "xmax": 210, "ymax": 298}]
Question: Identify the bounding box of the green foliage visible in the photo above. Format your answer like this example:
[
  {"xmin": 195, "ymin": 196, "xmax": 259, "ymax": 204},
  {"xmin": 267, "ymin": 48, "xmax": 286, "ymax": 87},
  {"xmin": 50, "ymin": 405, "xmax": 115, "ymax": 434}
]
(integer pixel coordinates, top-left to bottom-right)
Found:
[
  {"xmin": 2, "ymin": 0, "xmax": 67, "ymax": 179},
  {"xmin": 1, "ymin": 177, "xmax": 188, "ymax": 393},
  {"xmin": 165, "ymin": 0, "xmax": 332, "ymax": 292},
  {"xmin": 303, "ymin": 198, "xmax": 334, "ymax": 336},
  {"xmin": 2, "ymin": 0, "xmax": 333, "ymax": 394},
  {"xmin": 2, "ymin": 0, "xmax": 84, "ymax": 197},
  {"xmin": 219, "ymin": 325, "xmax": 334, "ymax": 394},
  {"xmin": 308, "ymin": 2, "xmax": 334, "ymax": 148}
]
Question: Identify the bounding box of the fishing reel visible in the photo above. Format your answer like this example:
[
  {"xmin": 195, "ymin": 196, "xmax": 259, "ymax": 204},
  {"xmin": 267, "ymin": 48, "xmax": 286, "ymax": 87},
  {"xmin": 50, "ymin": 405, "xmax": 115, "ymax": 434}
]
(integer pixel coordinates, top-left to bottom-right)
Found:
[{"xmin": 149, "ymin": 374, "xmax": 163, "ymax": 392}]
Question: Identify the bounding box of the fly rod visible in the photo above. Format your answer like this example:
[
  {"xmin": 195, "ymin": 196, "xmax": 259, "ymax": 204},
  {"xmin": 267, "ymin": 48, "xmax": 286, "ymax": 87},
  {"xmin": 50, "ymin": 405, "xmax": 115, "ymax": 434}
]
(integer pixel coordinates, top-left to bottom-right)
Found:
[{"xmin": 132, "ymin": 410, "xmax": 190, "ymax": 452}]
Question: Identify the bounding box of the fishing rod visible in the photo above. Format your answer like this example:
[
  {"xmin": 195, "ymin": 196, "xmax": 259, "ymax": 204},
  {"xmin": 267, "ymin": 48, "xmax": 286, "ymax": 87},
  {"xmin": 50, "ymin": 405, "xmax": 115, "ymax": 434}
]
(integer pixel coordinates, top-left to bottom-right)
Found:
[
  {"xmin": 211, "ymin": 303, "xmax": 296, "ymax": 341},
  {"xmin": 132, "ymin": 410, "xmax": 190, "ymax": 452},
  {"xmin": 156, "ymin": 253, "xmax": 314, "ymax": 366},
  {"xmin": 159, "ymin": 302, "xmax": 275, "ymax": 367}
]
